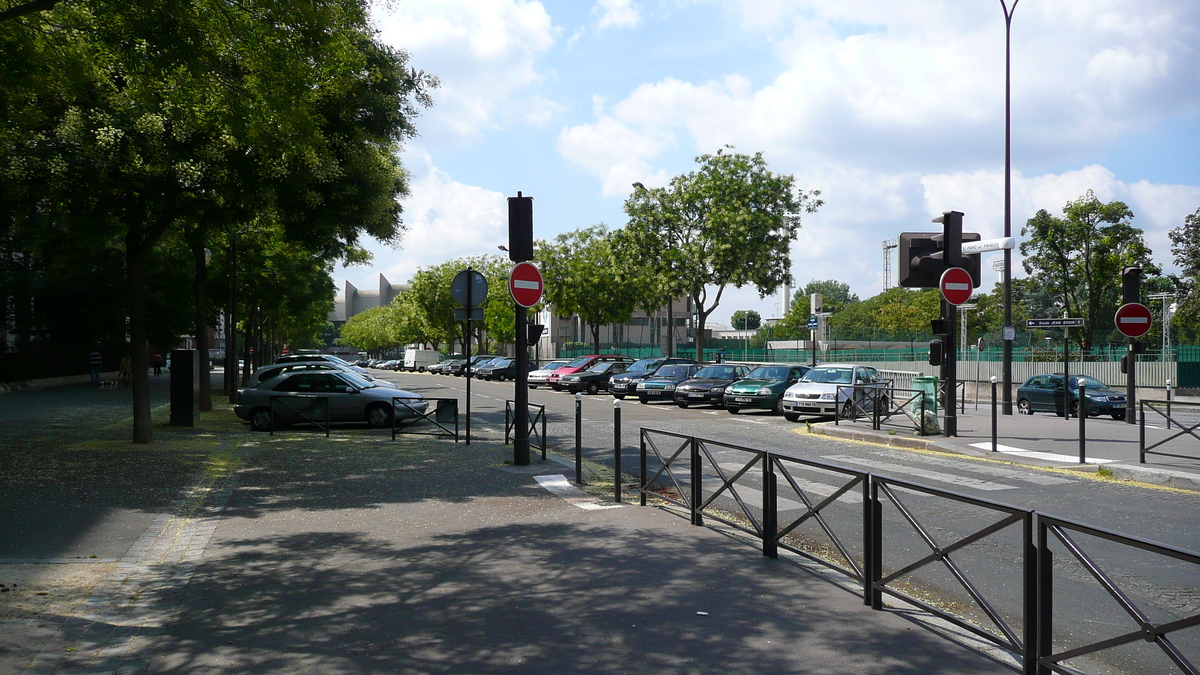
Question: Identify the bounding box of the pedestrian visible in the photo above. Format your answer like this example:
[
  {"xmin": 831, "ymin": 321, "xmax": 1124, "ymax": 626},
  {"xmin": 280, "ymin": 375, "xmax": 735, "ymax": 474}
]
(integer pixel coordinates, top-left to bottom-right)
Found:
[
  {"xmin": 88, "ymin": 349, "xmax": 103, "ymax": 386},
  {"xmin": 119, "ymin": 354, "xmax": 132, "ymax": 390},
  {"xmin": 152, "ymin": 352, "xmax": 164, "ymax": 376}
]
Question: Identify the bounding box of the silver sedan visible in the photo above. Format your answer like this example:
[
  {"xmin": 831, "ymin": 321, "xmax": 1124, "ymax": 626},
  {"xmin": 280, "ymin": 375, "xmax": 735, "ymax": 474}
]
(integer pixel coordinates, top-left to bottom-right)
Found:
[{"xmin": 235, "ymin": 370, "xmax": 427, "ymax": 431}]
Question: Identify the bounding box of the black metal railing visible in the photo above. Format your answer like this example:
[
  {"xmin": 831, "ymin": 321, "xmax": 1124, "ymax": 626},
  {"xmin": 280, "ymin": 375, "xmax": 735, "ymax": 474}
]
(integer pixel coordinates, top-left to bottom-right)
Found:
[
  {"xmin": 1139, "ymin": 400, "xmax": 1200, "ymax": 464},
  {"xmin": 505, "ymin": 400, "xmax": 547, "ymax": 460},
  {"xmin": 393, "ymin": 397, "xmax": 459, "ymax": 441},
  {"xmin": 1037, "ymin": 514, "xmax": 1200, "ymax": 675},
  {"xmin": 834, "ymin": 383, "xmax": 934, "ymax": 435},
  {"xmin": 633, "ymin": 427, "xmax": 1200, "ymax": 675},
  {"xmin": 267, "ymin": 394, "xmax": 330, "ymax": 437}
]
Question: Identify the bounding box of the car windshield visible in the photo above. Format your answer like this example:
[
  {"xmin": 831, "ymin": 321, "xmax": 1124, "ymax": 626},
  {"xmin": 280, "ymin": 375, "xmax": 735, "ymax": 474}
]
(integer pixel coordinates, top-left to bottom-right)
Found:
[
  {"xmin": 566, "ymin": 357, "xmax": 593, "ymax": 368},
  {"xmin": 588, "ymin": 362, "xmax": 615, "ymax": 373},
  {"xmin": 801, "ymin": 367, "xmax": 854, "ymax": 384},
  {"xmin": 496, "ymin": 359, "xmax": 513, "ymax": 367},
  {"xmin": 1070, "ymin": 376, "xmax": 1108, "ymax": 389},
  {"xmin": 338, "ymin": 371, "xmax": 376, "ymax": 389},
  {"xmin": 628, "ymin": 358, "xmax": 665, "ymax": 372},
  {"xmin": 327, "ymin": 355, "xmax": 352, "ymax": 366},
  {"xmin": 695, "ymin": 366, "xmax": 739, "ymax": 379},
  {"xmin": 655, "ymin": 365, "xmax": 691, "ymax": 378},
  {"xmin": 538, "ymin": 361, "xmax": 568, "ymax": 372},
  {"xmin": 746, "ymin": 366, "xmax": 790, "ymax": 381}
]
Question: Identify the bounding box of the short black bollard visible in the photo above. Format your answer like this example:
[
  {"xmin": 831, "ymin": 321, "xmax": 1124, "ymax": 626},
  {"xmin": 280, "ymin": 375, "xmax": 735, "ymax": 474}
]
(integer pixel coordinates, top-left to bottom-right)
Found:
[
  {"xmin": 575, "ymin": 392, "xmax": 583, "ymax": 484},
  {"xmin": 1078, "ymin": 383, "xmax": 1087, "ymax": 464},
  {"xmin": 990, "ymin": 377, "xmax": 998, "ymax": 453},
  {"xmin": 613, "ymin": 398, "xmax": 622, "ymax": 504},
  {"xmin": 1166, "ymin": 379, "xmax": 1173, "ymax": 430}
]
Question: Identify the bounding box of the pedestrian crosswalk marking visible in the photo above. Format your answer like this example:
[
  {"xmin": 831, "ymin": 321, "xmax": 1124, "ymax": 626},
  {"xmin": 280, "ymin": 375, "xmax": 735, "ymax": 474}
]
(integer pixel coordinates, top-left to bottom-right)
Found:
[
  {"xmin": 534, "ymin": 474, "xmax": 624, "ymax": 510},
  {"xmin": 966, "ymin": 442, "xmax": 1116, "ymax": 465},
  {"xmin": 821, "ymin": 454, "xmax": 1017, "ymax": 491},
  {"xmin": 875, "ymin": 449, "xmax": 1073, "ymax": 485}
]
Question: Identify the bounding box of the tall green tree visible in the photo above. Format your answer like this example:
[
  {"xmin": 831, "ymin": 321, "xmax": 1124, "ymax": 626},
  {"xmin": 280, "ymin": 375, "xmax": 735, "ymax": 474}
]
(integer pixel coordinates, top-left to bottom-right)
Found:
[
  {"xmin": 1020, "ymin": 190, "xmax": 1160, "ymax": 352},
  {"xmin": 1169, "ymin": 208, "xmax": 1200, "ymax": 344},
  {"xmin": 828, "ymin": 287, "xmax": 941, "ymax": 341},
  {"xmin": 775, "ymin": 279, "xmax": 859, "ymax": 339},
  {"xmin": 538, "ymin": 225, "xmax": 640, "ymax": 355},
  {"xmin": 730, "ymin": 309, "xmax": 761, "ymax": 330},
  {"xmin": 623, "ymin": 147, "xmax": 822, "ymax": 360}
]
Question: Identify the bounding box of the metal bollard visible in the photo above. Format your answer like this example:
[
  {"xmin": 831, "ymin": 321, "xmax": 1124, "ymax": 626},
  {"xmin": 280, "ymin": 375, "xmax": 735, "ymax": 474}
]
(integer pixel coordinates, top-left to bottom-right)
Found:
[
  {"xmin": 1166, "ymin": 379, "xmax": 1173, "ymax": 430},
  {"xmin": 1078, "ymin": 384, "xmax": 1086, "ymax": 464},
  {"xmin": 990, "ymin": 376, "xmax": 998, "ymax": 453},
  {"xmin": 613, "ymin": 398, "xmax": 622, "ymax": 503},
  {"xmin": 575, "ymin": 392, "xmax": 583, "ymax": 484}
]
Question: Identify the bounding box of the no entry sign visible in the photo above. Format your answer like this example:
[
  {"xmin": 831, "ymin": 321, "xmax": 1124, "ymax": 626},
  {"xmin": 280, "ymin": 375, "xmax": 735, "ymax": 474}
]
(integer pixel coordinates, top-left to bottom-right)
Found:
[
  {"xmin": 1114, "ymin": 302, "xmax": 1152, "ymax": 338},
  {"xmin": 939, "ymin": 267, "xmax": 974, "ymax": 306},
  {"xmin": 509, "ymin": 262, "xmax": 544, "ymax": 308}
]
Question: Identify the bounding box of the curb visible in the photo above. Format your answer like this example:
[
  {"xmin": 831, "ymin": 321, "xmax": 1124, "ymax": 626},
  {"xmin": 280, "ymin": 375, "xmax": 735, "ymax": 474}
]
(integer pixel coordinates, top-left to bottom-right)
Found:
[{"xmin": 811, "ymin": 421, "xmax": 1200, "ymax": 493}]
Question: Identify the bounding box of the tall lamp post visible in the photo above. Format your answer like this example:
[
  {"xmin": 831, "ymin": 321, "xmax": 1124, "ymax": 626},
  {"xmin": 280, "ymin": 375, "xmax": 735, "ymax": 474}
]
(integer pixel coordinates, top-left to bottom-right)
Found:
[{"xmin": 1000, "ymin": 0, "xmax": 1020, "ymax": 415}]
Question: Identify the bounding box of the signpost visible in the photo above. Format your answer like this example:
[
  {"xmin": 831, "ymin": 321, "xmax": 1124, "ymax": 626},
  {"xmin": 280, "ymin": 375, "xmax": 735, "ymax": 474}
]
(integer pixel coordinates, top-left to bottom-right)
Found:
[
  {"xmin": 508, "ymin": 192, "xmax": 536, "ymax": 465},
  {"xmin": 1116, "ymin": 299, "xmax": 1152, "ymax": 425},
  {"xmin": 1027, "ymin": 317, "xmax": 1085, "ymax": 420},
  {"xmin": 939, "ymin": 267, "xmax": 974, "ymax": 306},
  {"xmin": 451, "ymin": 268, "xmax": 488, "ymax": 445},
  {"xmin": 807, "ymin": 315, "xmax": 819, "ymax": 367},
  {"xmin": 1026, "ymin": 318, "xmax": 1084, "ymax": 328}
]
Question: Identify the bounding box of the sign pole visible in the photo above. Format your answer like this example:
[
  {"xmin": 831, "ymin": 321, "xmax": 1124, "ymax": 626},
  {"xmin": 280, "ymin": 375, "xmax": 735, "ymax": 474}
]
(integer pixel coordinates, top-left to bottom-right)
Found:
[
  {"xmin": 1063, "ymin": 328, "xmax": 1070, "ymax": 421},
  {"xmin": 465, "ymin": 266, "xmax": 472, "ymax": 445},
  {"xmin": 514, "ymin": 301, "xmax": 530, "ymax": 465}
]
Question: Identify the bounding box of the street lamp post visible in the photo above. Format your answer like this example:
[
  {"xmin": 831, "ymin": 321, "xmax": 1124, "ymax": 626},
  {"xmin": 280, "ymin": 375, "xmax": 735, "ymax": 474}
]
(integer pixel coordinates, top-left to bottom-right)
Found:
[{"xmin": 1000, "ymin": 0, "xmax": 1020, "ymax": 415}]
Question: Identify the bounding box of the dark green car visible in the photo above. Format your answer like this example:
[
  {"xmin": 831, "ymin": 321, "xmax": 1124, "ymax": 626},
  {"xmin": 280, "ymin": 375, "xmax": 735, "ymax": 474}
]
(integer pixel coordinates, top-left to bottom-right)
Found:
[
  {"xmin": 1016, "ymin": 374, "xmax": 1127, "ymax": 419},
  {"xmin": 724, "ymin": 364, "xmax": 811, "ymax": 414}
]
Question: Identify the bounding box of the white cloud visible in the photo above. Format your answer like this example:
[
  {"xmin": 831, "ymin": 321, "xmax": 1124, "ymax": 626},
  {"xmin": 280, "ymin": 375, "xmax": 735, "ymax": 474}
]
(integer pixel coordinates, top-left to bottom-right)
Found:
[
  {"xmin": 373, "ymin": 0, "xmax": 559, "ymax": 145},
  {"xmin": 593, "ymin": 0, "xmax": 640, "ymax": 30},
  {"xmin": 556, "ymin": 116, "xmax": 673, "ymax": 196}
]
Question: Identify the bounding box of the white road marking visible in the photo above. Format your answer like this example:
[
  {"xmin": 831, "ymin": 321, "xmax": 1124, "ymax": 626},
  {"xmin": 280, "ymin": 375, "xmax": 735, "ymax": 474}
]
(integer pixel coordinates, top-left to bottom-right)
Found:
[
  {"xmin": 534, "ymin": 474, "xmax": 624, "ymax": 510},
  {"xmin": 821, "ymin": 454, "xmax": 1017, "ymax": 491},
  {"xmin": 714, "ymin": 462, "xmax": 863, "ymax": 506},
  {"xmin": 966, "ymin": 442, "xmax": 1116, "ymax": 465},
  {"xmin": 875, "ymin": 449, "xmax": 1073, "ymax": 485}
]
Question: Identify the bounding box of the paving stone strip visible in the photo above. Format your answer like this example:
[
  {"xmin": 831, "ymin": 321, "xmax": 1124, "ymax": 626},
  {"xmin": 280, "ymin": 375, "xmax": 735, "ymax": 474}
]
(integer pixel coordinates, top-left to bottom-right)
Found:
[{"xmin": 21, "ymin": 454, "xmax": 243, "ymax": 675}]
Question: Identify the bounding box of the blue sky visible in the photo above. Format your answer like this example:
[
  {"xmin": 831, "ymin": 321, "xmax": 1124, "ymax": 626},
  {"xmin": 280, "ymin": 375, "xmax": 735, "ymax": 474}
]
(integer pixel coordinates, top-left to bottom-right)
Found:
[{"xmin": 335, "ymin": 0, "xmax": 1200, "ymax": 326}]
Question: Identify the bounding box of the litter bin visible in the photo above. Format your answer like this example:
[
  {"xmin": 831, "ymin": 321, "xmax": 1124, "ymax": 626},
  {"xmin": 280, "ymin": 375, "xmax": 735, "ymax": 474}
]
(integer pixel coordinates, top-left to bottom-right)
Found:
[
  {"xmin": 435, "ymin": 399, "xmax": 457, "ymax": 424},
  {"xmin": 913, "ymin": 375, "xmax": 939, "ymax": 435}
]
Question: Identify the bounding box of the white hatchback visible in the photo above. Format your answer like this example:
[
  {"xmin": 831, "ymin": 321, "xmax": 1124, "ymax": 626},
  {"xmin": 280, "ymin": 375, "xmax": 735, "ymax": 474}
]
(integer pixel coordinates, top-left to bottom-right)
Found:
[
  {"xmin": 527, "ymin": 361, "xmax": 569, "ymax": 389},
  {"xmin": 781, "ymin": 363, "xmax": 885, "ymax": 421}
]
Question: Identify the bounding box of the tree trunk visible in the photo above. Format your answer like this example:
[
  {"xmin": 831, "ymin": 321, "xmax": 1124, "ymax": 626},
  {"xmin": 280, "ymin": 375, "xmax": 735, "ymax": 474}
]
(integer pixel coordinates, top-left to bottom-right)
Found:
[
  {"xmin": 591, "ymin": 324, "xmax": 601, "ymax": 355},
  {"xmin": 127, "ymin": 229, "xmax": 153, "ymax": 444},
  {"xmin": 190, "ymin": 237, "xmax": 211, "ymax": 411},
  {"xmin": 225, "ymin": 232, "xmax": 238, "ymax": 400}
]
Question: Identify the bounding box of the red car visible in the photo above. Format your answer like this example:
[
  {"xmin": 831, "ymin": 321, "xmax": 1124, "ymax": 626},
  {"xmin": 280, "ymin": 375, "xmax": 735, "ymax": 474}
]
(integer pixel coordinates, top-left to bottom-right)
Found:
[{"xmin": 546, "ymin": 354, "xmax": 635, "ymax": 391}]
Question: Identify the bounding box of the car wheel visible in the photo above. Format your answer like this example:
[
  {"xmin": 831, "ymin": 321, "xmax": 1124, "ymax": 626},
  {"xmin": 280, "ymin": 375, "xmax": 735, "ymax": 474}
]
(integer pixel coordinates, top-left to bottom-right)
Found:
[
  {"xmin": 773, "ymin": 397, "xmax": 784, "ymax": 415},
  {"xmin": 1017, "ymin": 399, "xmax": 1032, "ymax": 415},
  {"xmin": 418, "ymin": 366, "xmax": 426, "ymax": 372},
  {"xmin": 587, "ymin": 382, "xmax": 599, "ymax": 396},
  {"xmin": 1069, "ymin": 400, "xmax": 1079, "ymax": 417},
  {"xmin": 638, "ymin": 396, "xmax": 649, "ymax": 405},
  {"xmin": 366, "ymin": 403, "xmax": 393, "ymax": 428},
  {"xmin": 1112, "ymin": 412, "xmax": 1126, "ymax": 420},
  {"xmin": 727, "ymin": 406, "xmax": 739, "ymax": 414},
  {"xmin": 784, "ymin": 413, "xmax": 800, "ymax": 422},
  {"xmin": 676, "ymin": 399, "xmax": 689, "ymax": 408},
  {"xmin": 528, "ymin": 384, "xmax": 537, "ymax": 390},
  {"xmin": 250, "ymin": 408, "xmax": 273, "ymax": 432}
]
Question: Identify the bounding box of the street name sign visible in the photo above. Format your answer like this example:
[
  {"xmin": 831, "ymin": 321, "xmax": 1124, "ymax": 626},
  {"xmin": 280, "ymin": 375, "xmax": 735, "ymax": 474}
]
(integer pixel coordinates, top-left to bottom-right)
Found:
[
  {"xmin": 509, "ymin": 261, "xmax": 544, "ymax": 308},
  {"xmin": 961, "ymin": 237, "xmax": 1017, "ymax": 254},
  {"xmin": 939, "ymin": 267, "xmax": 974, "ymax": 306},
  {"xmin": 1114, "ymin": 303, "xmax": 1152, "ymax": 338},
  {"xmin": 1026, "ymin": 318, "xmax": 1085, "ymax": 328}
]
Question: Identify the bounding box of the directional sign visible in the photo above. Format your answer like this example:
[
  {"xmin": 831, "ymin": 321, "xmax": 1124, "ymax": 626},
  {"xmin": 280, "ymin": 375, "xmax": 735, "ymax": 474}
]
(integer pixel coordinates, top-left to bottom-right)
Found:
[
  {"xmin": 509, "ymin": 261, "xmax": 544, "ymax": 308},
  {"xmin": 939, "ymin": 267, "xmax": 973, "ymax": 306},
  {"xmin": 454, "ymin": 307, "xmax": 484, "ymax": 321},
  {"xmin": 961, "ymin": 237, "xmax": 1017, "ymax": 254},
  {"xmin": 1027, "ymin": 318, "xmax": 1085, "ymax": 328},
  {"xmin": 806, "ymin": 315, "xmax": 819, "ymax": 330},
  {"xmin": 1114, "ymin": 302, "xmax": 1152, "ymax": 338}
]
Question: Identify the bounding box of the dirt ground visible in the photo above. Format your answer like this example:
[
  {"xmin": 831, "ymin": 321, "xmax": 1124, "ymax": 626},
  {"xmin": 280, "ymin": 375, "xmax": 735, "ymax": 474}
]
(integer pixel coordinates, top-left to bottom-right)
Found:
[{"xmin": 0, "ymin": 562, "xmax": 116, "ymax": 622}]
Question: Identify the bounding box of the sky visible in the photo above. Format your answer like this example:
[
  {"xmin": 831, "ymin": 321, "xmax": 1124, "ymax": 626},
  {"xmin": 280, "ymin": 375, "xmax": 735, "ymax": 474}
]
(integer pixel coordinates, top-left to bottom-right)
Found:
[{"xmin": 333, "ymin": 0, "xmax": 1200, "ymax": 327}]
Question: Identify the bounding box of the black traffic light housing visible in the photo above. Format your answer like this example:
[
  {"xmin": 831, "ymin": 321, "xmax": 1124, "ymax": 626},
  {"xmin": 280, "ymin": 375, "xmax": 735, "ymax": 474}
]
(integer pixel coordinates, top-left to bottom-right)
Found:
[
  {"xmin": 526, "ymin": 323, "xmax": 544, "ymax": 344},
  {"xmin": 507, "ymin": 193, "xmax": 534, "ymax": 262},
  {"xmin": 898, "ymin": 232, "xmax": 983, "ymax": 288},
  {"xmin": 1122, "ymin": 266, "xmax": 1142, "ymax": 305},
  {"xmin": 929, "ymin": 339, "xmax": 943, "ymax": 366}
]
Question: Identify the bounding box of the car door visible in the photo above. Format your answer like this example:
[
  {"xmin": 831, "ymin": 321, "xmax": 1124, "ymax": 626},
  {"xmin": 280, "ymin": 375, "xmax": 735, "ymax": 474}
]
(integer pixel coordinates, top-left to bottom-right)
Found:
[{"xmin": 1022, "ymin": 376, "xmax": 1045, "ymax": 411}]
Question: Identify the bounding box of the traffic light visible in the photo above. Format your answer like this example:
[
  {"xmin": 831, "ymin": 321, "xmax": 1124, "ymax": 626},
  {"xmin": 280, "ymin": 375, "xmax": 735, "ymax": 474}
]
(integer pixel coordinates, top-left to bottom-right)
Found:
[
  {"xmin": 1132, "ymin": 340, "xmax": 1146, "ymax": 354},
  {"xmin": 526, "ymin": 323, "xmax": 544, "ymax": 343},
  {"xmin": 1120, "ymin": 354, "xmax": 1129, "ymax": 374},
  {"xmin": 1122, "ymin": 266, "xmax": 1141, "ymax": 305},
  {"xmin": 929, "ymin": 339, "xmax": 943, "ymax": 366},
  {"xmin": 898, "ymin": 232, "xmax": 983, "ymax": 288},
  {"xmin": 507, "ymin": 193, "xmax": 534, "ymax": 262}
]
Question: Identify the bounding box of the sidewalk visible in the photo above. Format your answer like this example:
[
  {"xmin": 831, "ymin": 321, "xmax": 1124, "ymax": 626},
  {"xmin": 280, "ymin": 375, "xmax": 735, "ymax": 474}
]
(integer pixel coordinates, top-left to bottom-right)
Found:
[
  {"xmin": 813, "ymin": 399, "xmax": 1200, "ymax": 491},
  {"xmin": 1, "ymin": 394, "xmax": 1017, "ymax": 674}
]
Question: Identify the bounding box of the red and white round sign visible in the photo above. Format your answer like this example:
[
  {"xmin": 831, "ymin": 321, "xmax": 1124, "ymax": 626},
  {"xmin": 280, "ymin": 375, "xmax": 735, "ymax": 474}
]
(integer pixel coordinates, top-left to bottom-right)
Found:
[
  {"xmin": 1114, "ymin": 302, "xmax": 1152, "ymax": 338},
  {"xmin": 509, "ymin": 262, "xmax": 544, "ymax": 308},
  {"xmin": 939, "ymin": 267, "xmax": 973, "ymax": 306}
]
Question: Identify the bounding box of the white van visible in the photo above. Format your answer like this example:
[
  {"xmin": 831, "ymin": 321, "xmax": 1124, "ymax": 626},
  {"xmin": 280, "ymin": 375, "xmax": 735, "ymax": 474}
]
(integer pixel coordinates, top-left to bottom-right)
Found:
[{"xmin": 403, "ymin": 348, "xmax": 443, "ymax": 372}]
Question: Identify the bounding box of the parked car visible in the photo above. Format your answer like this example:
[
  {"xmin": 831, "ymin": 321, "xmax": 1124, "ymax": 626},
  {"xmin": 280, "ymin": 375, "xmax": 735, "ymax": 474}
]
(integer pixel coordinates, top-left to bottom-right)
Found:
[
  {"xmin": 248, "ymin": 362, "xmax": 399, "ymax": 389},
  {"xmin": 453, "ymin": 355, "xmax": 503, "ymax": 377},
  {"xmin": 561, "ymin": 361, "xmax": 630, "ymax": 395},
  {"xmin": 234, "ymin": 370, "xmax": 426, "ymax": 431},
  {"xmin": 430, "ymin": 358, "xmax": 464, "ymax": 375},
  {"xmin": 636, "ymin": 363, "xmax": 703, "ymax": 404},
  {"xmin": 725, "ymin": 364, "xmax": 812, "ymax": 415},
  {"xmin": 276, "ymin": 353, "xmax": 371, "ymax": 377},
  {"xmin": 1017, "ymin": 374, "xmax": 1127, "ymax": 419},
  {"xmin": 780, "ymin": 364, "xmax": 883, "ymax": 421},
  {"xmin": 528, "ymin": 360, "xmax": 570, "ymax": 389},
  {"xmin": 609, "ymin": 357, "xmax": 699, "ymax": 399},
  {"xmin": 673, "ymin": 364, "xmax": 751, "ymax": 408},
  {"xmin": 477, "ymin": 358, "xmax": 517, "ymax": 381},
  {"xmin": 547, "ymin": 355, "xmax": 635, "ymax": 391}
]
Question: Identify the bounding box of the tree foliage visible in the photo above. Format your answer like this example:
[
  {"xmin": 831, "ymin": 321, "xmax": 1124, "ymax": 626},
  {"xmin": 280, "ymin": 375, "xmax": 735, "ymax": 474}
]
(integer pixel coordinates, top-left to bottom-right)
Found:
[
  {"xmin": 622, "ymin": 147, "xmax": 822, "ymax": 359},
  {"xmin": 827, "ymin": 287, "xmax": 941, "ymax": 341},
  {"xmin": 730, "ymin": 309, "xmax": 761, "ymax": 331},
  {"xmin": 538, "ymin": 225, "xmax": 640, "ymax": 354},
  {"xmin": 774, "ymin": 279, "xmax": 859, "ymax": 339},
  {"xmin": 1169, "ymin": 208, "xmax": 1200, "ymax": 344},
  {"xmin": 1019, "ymin": 190, "xmax": 1160, "ymax": 352}
]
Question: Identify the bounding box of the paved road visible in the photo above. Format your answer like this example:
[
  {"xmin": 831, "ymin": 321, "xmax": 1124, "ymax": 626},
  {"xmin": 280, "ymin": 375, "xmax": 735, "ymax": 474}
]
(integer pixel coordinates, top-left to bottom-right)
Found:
[{"xmin": 381, "ymin": 369, "xmax": 1200, "ymax": 675}]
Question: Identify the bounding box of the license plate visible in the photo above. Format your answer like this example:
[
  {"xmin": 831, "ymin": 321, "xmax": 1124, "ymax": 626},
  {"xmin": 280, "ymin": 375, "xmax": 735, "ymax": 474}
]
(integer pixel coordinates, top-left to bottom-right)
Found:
[
  {"xmin": 734, "ymin": 397, "xmax": 751, "ymax": 403},
  {"xmin": 688, "ymin": 393, "xmax": 704, "ymax": 398},
  {"xmin": 1112, "ymin": 402, "xmax": 1125, "ymax": 408},
  {"xmin": 612, "ymin": 384, "xmax": 625, "ymax": 391}
]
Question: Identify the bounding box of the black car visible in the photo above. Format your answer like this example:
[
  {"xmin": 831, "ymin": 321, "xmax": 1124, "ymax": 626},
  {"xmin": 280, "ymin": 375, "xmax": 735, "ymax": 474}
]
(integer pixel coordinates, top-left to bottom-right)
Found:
[
  {"xmin": 1017, "ymin": 374, "xmax": 1127, "ymax": 419},
  {"xmin": 610, "ymin": 357, "xmax": 699, "ymax": 399},
  {"xmin": 636, "ymin": 363, "xmax": 702, "ymax": 404},
  {"xmin": 560, "ymin": 361, "xmax": 629, "ymax": 395},
  {"xmin": 477, "ymin": 358, "xmax": 517, "ymax": 381},
  {"xmin": 673, "ymin": 364, "xmax": 751, "ymax": 408},
  {"xmin": 454, "ymin": 355, "xmax": 503, "ymax": 377}
]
